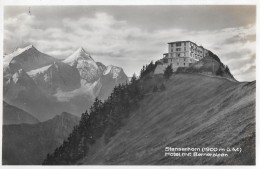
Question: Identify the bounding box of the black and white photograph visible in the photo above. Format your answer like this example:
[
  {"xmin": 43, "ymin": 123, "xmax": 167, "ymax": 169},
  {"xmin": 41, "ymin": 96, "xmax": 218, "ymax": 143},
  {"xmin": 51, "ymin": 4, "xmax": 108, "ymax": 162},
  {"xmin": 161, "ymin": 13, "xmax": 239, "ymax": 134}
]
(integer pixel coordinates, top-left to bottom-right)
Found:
[{"xmin": 1, "ymin": 0, "xmax": 257, "ymax": 166}]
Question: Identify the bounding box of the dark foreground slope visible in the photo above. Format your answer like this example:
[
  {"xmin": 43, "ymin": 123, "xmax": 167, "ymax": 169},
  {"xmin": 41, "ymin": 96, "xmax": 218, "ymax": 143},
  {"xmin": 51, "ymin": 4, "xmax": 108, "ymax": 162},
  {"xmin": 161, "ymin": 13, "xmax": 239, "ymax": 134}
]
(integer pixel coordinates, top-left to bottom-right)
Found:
[
  {"xmin": 2, "ymin": 112, "xmax": 79, "ymax": 165},
  {"xmin": 79, "ymin": 73, "xmax": 255, "ymax": 165}
]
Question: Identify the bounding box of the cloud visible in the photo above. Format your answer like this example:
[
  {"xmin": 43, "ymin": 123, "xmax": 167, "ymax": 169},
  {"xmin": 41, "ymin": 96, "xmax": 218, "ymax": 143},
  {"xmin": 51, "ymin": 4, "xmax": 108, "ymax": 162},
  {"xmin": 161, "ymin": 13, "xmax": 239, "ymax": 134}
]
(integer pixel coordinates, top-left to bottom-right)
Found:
[
  {"xmin": 224, "ymin": 33, "xmax": 256, "ymax": 44},
  {"xmin": 4, "ymin": 12, "xmax": 256, "ymax": 81}
]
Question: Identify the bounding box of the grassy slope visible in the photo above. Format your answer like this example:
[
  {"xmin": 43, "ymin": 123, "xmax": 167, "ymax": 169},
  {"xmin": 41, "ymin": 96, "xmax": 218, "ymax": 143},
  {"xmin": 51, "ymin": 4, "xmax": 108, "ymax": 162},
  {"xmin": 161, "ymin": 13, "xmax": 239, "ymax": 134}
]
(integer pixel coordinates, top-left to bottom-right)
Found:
[{"xmin": 80, "ymin": 73, "xmax": 255, "ymax": 165}]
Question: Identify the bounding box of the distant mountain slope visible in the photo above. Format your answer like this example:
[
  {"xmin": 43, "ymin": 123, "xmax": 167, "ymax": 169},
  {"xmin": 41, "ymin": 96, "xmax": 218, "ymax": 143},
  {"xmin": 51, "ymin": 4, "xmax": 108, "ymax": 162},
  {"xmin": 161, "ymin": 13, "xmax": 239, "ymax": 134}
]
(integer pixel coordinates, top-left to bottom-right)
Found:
[
  {"xmin": 3, "ymin": 69, "xmax": 56, "ymax": 121},
  {"xmin": 3, "ymin": 101, "xmax": 39, "ymax": 125},
  {"xmin": 28, "ymin": 61, "xmax": 81, "ymax": 95},
  {"xmin": 79, "ymin": 74, "xmax": 254, "ymax": 165},
  {"xmin": 2, "ymin": 112, "xmax": 79, "ymax": 165}
]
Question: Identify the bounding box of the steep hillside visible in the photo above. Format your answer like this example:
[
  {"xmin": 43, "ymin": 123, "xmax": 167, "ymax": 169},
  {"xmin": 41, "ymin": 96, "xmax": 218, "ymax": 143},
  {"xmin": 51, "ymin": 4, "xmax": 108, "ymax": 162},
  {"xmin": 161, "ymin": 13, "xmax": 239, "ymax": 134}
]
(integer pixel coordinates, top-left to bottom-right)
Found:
[
  {"xmin": 2, "ymin": 112, "xmax": 79, "ymax": 165},
  {"xmin": 43, "ymin": 63, "xmax": 255, "ymax": 165},
  {"xmin": 79, "ymin": 74, "xmax": 255, "ymax": 165},
  {"xmin": 3, "ymin": 101, "xmax": 39, "ymax": 125}
]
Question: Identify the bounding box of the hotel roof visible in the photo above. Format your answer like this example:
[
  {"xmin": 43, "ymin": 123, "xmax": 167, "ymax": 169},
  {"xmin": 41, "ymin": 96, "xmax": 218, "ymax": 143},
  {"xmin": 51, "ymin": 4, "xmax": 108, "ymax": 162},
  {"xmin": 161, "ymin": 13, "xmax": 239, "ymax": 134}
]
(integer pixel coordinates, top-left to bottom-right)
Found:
[{"xmin": 167, "ymin": 40, "xmax": 193, "ymax": 44}]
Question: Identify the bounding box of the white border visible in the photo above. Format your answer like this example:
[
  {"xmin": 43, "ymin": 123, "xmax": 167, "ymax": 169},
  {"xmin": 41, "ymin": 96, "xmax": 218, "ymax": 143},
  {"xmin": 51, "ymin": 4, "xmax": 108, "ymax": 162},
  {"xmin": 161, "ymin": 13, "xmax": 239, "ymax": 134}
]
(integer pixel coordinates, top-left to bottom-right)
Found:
[
  {"xmin": 0, "ymin": 0, "xmax": 258, "ymax": 5},
  {"xmin": 0, "ymin": 0, "xmax": 258, "ymax": 169}
]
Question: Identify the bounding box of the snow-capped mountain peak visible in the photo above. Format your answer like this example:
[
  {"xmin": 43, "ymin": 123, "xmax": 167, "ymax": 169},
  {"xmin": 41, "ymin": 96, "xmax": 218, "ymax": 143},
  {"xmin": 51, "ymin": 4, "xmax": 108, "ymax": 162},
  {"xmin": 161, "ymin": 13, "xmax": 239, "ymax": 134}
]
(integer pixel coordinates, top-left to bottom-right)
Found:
[
  {"xmin": 4, "ymin": 45, "xmax": 36, "ymax": 64},
  {"xmin": 63, "ymin": 48, "xmax": 101, "ymax": 84},
  {"xmin": 64, "ymin": 47, "xmax": 94, "ymax": 63},
  {"xmin": 17, "ymin": 44, "xmax": 35, "ymax": 52},
  {"xmin": 3, "ymin": 44, "xmax": 57, "ymax": 72}
]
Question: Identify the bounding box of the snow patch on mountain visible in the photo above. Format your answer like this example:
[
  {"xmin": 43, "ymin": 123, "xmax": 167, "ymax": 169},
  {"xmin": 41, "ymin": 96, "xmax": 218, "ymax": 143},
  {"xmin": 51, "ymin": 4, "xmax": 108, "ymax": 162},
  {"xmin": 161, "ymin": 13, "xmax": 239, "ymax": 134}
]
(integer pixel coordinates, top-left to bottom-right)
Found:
[
  {"xmin": 54, "ymin": 81, "xmax": 98, "ymax": 102},
  {"xmin": 11, "ymin": 69, "xmax": 36, "ymax": 86},
  {"xmin": 27, "ymin": 64, "xmax": 52, "ymax": 77},
  {"xmin": 103, "ymin": 65, "xmax": 122, "ymax": 79}
]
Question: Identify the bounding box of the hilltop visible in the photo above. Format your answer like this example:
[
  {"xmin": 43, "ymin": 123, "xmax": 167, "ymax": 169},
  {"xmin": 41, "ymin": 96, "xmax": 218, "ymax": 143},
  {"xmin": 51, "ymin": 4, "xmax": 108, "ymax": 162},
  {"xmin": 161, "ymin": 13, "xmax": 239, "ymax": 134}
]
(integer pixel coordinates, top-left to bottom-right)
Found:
[{"xmin": 176, "ymin": 51, "xmax": 236, "ymax": 81}]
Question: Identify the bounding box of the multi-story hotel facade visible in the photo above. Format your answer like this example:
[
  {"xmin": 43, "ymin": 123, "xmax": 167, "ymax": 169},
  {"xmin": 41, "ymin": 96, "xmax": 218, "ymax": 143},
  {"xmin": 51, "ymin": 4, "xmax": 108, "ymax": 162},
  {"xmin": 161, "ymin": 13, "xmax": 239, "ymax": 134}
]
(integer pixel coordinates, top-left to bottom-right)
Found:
[{"xmin": 162, "ymin": 41, "xmax": 209, "ymax": 68}]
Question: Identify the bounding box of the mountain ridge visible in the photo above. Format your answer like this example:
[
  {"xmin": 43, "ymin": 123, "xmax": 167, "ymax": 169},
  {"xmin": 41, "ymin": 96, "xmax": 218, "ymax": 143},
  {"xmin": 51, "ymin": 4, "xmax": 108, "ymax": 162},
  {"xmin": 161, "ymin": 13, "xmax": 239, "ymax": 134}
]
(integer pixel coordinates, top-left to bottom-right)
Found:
[
  {"xmin": 2, "ymin": 112, "xmax": 80, "ymax": 165},
  {"xmin": 3, "ymin": 101, "xmax": 39, "ymax": 125}
]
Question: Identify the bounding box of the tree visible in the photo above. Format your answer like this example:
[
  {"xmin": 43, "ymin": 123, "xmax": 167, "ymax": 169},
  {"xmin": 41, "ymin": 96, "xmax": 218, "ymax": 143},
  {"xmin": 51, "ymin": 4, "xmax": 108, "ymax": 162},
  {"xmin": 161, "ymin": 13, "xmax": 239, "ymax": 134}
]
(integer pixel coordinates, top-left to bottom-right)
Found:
[
  {"xmin": 164, "ymin": 64, "xmax": 173, "ymax": 79},
  {"xmin": 216, "ymin": 65, "xmax": 223, "ymax": 76},
  {"xmin": 131, "ymin": 73, "xmax": 137, "ymax": 84},
  {"xmin": 224, "ymin": 65, "xmax": 232, "ymax": 75},
  {"xmin": 140, "ymin": 61, "xmax": 158, "ymax": 79}
]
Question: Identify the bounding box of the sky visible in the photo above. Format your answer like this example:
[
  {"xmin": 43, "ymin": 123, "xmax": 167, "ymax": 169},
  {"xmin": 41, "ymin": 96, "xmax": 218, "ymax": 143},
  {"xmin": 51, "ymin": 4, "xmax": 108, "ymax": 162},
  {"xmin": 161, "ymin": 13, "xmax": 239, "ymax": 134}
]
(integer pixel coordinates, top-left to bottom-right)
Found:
[{"xmin": 4, "ymin": 5, "xmax": 256, "ymax": 81}]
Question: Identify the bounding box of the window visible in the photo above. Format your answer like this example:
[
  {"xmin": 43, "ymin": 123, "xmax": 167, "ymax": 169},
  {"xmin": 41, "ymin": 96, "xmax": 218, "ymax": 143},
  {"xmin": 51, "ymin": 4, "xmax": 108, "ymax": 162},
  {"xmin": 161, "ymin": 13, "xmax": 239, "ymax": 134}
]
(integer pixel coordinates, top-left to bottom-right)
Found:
[
  {"xmin": 176, "ymin": 42, "xmax": 181, "ymax": 46},
  {"xmin": 184, "ymin": 47, "xmax": 186, "ymax": 51},
  {"xmin": 184, "ymin": 63, "xmax": 185, "ymax": 66},
  {"xmin": 177, "ymin": 53, "xmax": 180, "ymax": 57},
  {"xmin": 171, "ymin": 44, "xmax": 173, "ymax": 47},
  {"xmin": 176, "ymin": 48, "xmax": 181, "ymax": 51},
  {"xmin": 171, "ymin": 49, "xmax": 173, "ymax": 52},
  {"xmin": 184, "ymin": 58, "xmax": 185, "ymax": 61}
]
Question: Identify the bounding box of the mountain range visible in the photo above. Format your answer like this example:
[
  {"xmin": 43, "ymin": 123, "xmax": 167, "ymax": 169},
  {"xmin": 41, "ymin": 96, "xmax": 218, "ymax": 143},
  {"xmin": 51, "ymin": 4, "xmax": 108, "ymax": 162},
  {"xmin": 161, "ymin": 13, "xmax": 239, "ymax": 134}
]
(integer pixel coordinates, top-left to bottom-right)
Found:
[{"xmin": 3, "ymin": 45, "xmax": 128, "ymax": 121}]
